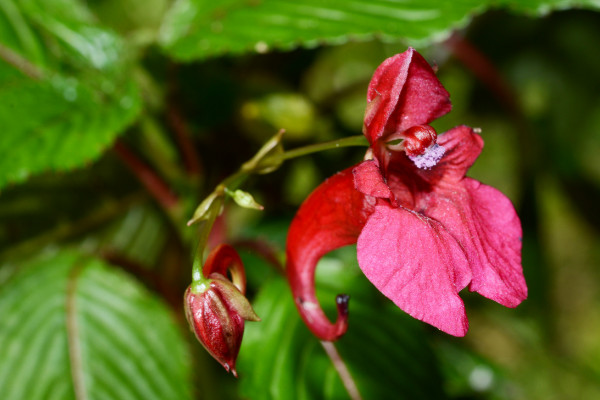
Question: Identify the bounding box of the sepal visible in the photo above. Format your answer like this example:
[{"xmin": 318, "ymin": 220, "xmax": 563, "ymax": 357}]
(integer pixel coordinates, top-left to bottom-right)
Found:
[{"xmin": 286, "ymin": 167, "xmax": 373, "ymax": 341}]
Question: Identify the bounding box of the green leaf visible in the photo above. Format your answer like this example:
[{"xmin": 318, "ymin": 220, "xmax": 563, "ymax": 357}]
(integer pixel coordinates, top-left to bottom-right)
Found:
[
  {"xmin": 159, "ymin": 0, "xmax": 600, "ymax": 61},
  {"xmin": 0, "ymin": 249, "xmax": 192, "ymax": 400},
  {"xmin": 0, "ymin": 0, "xmax": 141, "ymax": 189},
  {"xmin": 237, "ymin": 250, "xmax": 446, "ymax": 399}
]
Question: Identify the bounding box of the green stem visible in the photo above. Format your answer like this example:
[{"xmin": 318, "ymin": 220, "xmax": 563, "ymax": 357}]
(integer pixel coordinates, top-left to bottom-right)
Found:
[
  {"xmin": 220, "ymin": 170, "xmax": 250, "ymax": 193},
  {"xmin": 279, "ymin": 135, "xmax": 368, "ymax": 161},
  {"xmin": 191, "ymin": 254, "xmax": 210, "ymax": 292},
  {"xmin": 189, "ymin": 134, "xmax": 369, "ymax": 272},
  {"xmin": 223, "ymin": 135, "xmax": 367, "ymax": 195}
]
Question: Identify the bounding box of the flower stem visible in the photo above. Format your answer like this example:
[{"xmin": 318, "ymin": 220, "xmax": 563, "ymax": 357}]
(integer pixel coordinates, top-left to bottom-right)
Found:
[
  {"xmin": 217, "ymin": 135, "xmax": 368, "ymax": 194},
  {"xmin": 113, "ymin": 140, "xmax": 180, "ymax": 212},
  {"xmin": 188, "ymin": 134, "xmax": 369, "ymax": 271},
  {"xmin": 279, "ymin": 135, "xmax": 368, "ymax": 161},
  {"xmin": 166, "ymin": 65, "xmax": 203, "ymax": 178},
  {"xmin": 321, "ymin": 341, "xmax": 363, "ymax": 400}
]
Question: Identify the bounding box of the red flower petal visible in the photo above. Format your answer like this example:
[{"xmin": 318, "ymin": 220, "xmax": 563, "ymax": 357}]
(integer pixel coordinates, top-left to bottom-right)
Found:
[
  {"xmin": 286, "ymin": 167, "xmax": 374, "ymax": 341},
  {"xmin": 203, "ymin": 244, "xmax": 247, "ymax": 293},
  {"xmin": 357, "ymin": 204, "xmax": 472, "ymax": 336},
  {"xmin": 464, "ymin": 179, "xmax": 527, "ymax": 305},
  {"xmin": 423, "ymin": 178, "xmax": 527, "ymax": 307},
  {"xmin": 433, "ymin": 125, "xmax": 484, "ymax": 182},
  {"xmin": 363, "ymin": 48, "xmax": 451, "ymax": 144},
  {"xmin": 352, "ymin": 160, "xmax": 394, "ymax": 200},
  {"xmin": 384, "ymin": 125, "xmax": 484, "ymax": 189}
]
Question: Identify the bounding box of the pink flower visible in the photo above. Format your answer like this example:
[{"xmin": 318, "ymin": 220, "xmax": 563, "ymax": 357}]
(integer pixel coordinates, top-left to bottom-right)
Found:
[{"xmin": 286, "ymin": 48, "xmax": 527, "ymax": 340}]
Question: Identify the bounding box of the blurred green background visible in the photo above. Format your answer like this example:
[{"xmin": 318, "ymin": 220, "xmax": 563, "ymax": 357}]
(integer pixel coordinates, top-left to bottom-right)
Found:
[{"xmin": 1, "ymin": 1, "xmax": 600, "ymax": 399}]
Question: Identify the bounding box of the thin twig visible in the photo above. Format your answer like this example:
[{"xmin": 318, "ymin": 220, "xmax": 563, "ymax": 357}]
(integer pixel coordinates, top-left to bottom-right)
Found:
[
  {"xmin": 167, "ymin": 63, "xmax": 203, "ymax": 177},
  {"xmin": 280, "ymin": 135, "xmax": 368, "ymax": 161},
  {"xmin": 320, "ymin": 341, "xmax": 363, "ymax": 400},
  {"xmin": 113, "ymin": 140, "xmax": 180, "ymax": 211},
  {"xmin": 167, "ymin": 104, "xmax": 203, "ymax": 177}
]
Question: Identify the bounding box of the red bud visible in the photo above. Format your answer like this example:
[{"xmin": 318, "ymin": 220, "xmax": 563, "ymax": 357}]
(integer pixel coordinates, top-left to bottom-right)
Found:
[
  {"xmin": 402, "ymin": 125, "xmax": 438, "ymax": 157},
  {"xmin": 185, "ymin": 245, "xmax": 259, "ymax": 377}
]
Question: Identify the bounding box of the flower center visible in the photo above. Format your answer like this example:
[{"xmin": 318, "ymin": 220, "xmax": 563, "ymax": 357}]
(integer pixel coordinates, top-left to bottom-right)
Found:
[
  {"xmin": 408, "ymin": 143, "xmax": 445, "ymax": 169},
  {"xmin": 385, "ymin": 125, "xmax": 446, "ymax": 169}
]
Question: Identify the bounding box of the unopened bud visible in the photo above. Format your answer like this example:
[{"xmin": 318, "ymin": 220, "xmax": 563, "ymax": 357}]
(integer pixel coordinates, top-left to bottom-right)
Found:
[
  {"xmin": 226, "ymin": 189, "xmax": 264, "ymax": 211},
  {"xmin": 185, "ymin": 275, "xmax": 259, "ymax": 377},
  {"xmin": 185, "ymin": 244, "xmax": 260, "ymax": 377}
]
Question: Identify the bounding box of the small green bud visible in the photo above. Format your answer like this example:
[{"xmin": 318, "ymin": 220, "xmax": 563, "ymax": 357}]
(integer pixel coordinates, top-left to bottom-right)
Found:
[{"xmin": 226, "ymin": 189, "xmax": 264, "ymax": 211}]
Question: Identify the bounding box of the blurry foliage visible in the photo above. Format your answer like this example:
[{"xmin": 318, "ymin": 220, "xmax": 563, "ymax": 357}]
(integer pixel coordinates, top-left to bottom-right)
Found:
[
  {"xmin": 1, "ymin": 0, "xmax": 600, "ymax": 399},
  {"xmin": 0, "ymin": 250, "xmax": 191, "ymax": 400}
]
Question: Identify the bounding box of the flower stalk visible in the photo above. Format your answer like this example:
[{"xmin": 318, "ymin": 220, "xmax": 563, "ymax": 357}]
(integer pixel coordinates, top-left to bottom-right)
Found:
[{"xmin": 187, "ymin": 132, "xmax": 369, "ymax": 259}]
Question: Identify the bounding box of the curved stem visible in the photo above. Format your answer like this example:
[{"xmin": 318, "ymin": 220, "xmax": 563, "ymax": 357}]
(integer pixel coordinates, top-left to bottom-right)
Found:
[{"xmin": 188, "ymin": 134, "xmax": 369, "ymax": 272}]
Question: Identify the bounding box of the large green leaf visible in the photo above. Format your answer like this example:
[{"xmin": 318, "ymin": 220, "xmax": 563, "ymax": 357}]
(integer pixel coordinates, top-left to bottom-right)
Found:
[
  {"xmin": 0, "ymin": 0, "xmax": 141, "ymax": 189},
  {"xmin": 159, "ymin": 0, "xmax": 600, "ymax": 61},
  {"xmin": 237, "ymin": 250, "xmax": 446, "ymax": 399},
  {"xmin": 0, "ymin": 249, "xmax": 192, "ymax": 400}
]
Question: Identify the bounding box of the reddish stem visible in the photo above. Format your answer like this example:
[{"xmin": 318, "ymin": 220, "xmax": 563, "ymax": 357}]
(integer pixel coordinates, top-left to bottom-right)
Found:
[
  {"xmin": 321, "ymin": 341, "xmax": 363, "ymax": 400},
  {"xmin": 113, "ymin": 140, "xmax": 179, "ymax": 210},
  {"xmin": 167, "ymin": 63, "xmax": 203, "ymax": 177},
  {"xmin": 167, "ymin": 105, "xmax": 203, "ymax": 176},
  {"xmin": 232, "ymin": 239, "xmax": 284, "ymax": 274},
  {"xmin": 445, "ymin": 33, "xmax": 520, "ymax": 117}
]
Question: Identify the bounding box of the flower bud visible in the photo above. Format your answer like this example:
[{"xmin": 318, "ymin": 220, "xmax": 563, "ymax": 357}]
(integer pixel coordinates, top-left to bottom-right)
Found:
[
  {"xmin": 185, "ymin": 245, "xmax": 260, "ymax": 377},
  {"xmin": 226, "ymin": 188, "xmax": 264, "ymax": 211},
  {"xmin": 402, "ymin": 125, "xmax": 437, "ymax": 157}
]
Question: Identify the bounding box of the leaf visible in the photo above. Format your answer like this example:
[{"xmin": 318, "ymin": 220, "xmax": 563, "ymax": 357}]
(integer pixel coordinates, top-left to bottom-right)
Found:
[
  {"xmin": 0, "ymin": 0, "xmax": 141, "ymax": 189},
  {"xmin": 0, "ymin": 249, "xmax": 192, "ymax": 400},
  {"xmin": 237, "ymin": 249, "xmax": 446, "ymax": 399},
  {"xmin": 159, "ymin": 0, "xmax": 600, "ymax": 61}
]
